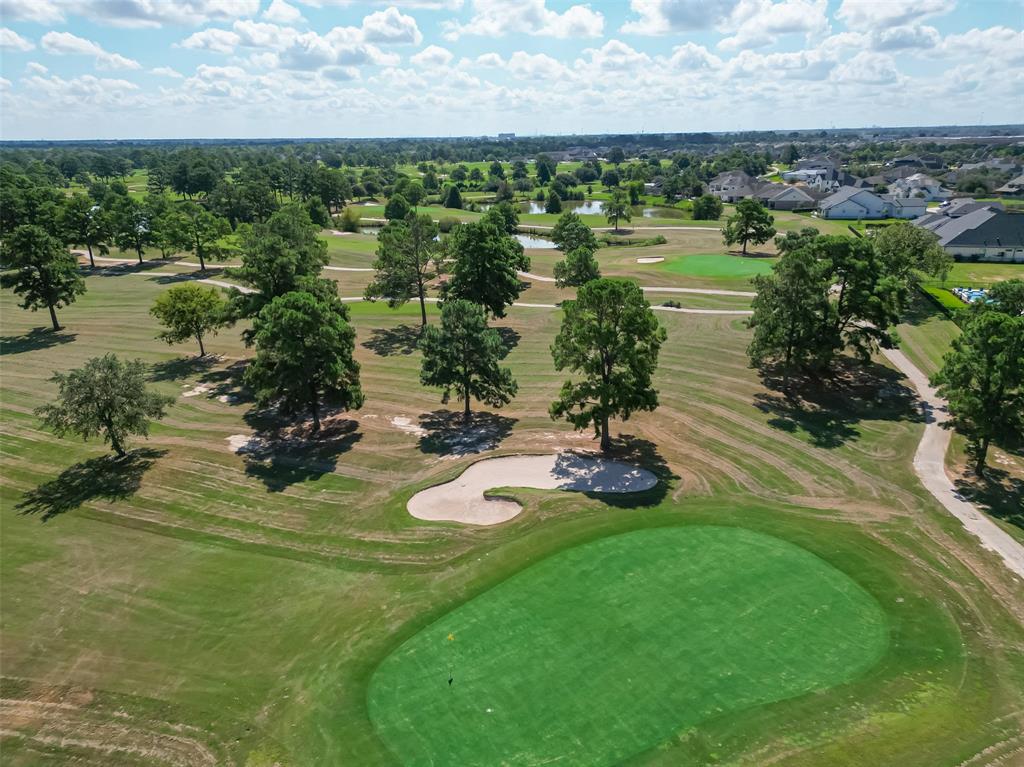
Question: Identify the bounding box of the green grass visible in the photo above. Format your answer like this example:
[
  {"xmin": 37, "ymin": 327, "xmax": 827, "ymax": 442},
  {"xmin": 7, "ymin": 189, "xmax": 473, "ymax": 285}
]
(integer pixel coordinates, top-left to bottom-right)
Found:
[
  {"xmin": 3, "ymin": 262, "xmax": 1024, "ymax": 765},
  {"xmin": 659, "ymin": 253, "xmax": 775, "ymax": 279},
  {"xmin": 369, "ymin": 526, "xmax": 888, "ymax": 767}
]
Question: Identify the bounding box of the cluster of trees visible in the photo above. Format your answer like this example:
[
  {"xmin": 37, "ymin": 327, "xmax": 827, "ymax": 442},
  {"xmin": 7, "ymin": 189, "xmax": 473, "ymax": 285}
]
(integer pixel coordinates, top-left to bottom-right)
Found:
[
  {"xmin": 747, "ymin": 223, "xmax": 952, "ymax": 376},
  {"xmin": 932, "ymin": 279, "xmax": 1023, "ymax": 474}
]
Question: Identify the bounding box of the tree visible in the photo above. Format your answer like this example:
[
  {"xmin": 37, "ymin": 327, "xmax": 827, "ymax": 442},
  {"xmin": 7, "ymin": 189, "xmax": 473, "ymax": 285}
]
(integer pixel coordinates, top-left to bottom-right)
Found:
[
  {"xmin": 722, "ymin": 198, "xmax": 776, "ymax": 255},
  {"xmin": 545, "ymin": 190, "xmax": 563, "ymax": 214},
  {"xmin": 150, "ymin": 283, "xmax": 228, "ymax": 357},
  {"xmin": 384, "ymin": 193, "xmax": 411, "ymax": 221},
  {"xmin": 931, "ymin": 310, "xmax": 1023, "ymax": 475},
  {"xmin": 443, "ymin": 185, "xmax": 463, "ymax": 209},
  {"xmin": 747, "ymin": 247, "xmax": 833, "ymax": 376},
  {"xmin": 245, "ymin": 291, "xmax": 363, "ymax": 433},
  {"xmin": 872, "ymin": 222, "xmax": 952, "ymax": 285},
  {"xmin": 364, "ymin": 213, "xmax": 441, "ymax": 326},
  {"xmin": 550, "ymin": 278, "xmax": 666, "ymax": 452},
  {"xmin": 419, "ymin": 299, "xmax": 517, "ymax": 422},
  {"xmin": 110, "ymin": 196, "xmax": 154, "ymax": 264},
  {"xmin": 774, "ymin": 226, "xmax": 820, "ymax": 256},
  {"xmin": 553, "ymin": 247, "xmax": 601, "ymax": 288},
  {"xmin": 59, "ymin": 193, "xmax": 109, "ymax": 268},
  {"xmin": 181, "ymin": 202, "xmax": 232, "ymax": 271},
  {"xmin": 1, "ymin": 225, "xmax": 85, "ymax": 331},
  {"xmin": 551, "ymin": 211, "xmax": 599, "ymax": 253},
  {"xmin": 535, "ymin": 154, "xmax": 557, "ymax": 185},
  {"xmin": 989, "ymin": 279, "xmax": 1024, "ymax": 316},
  {"xmin": 783, "ymin": 144, "xmax": 800, "ymax": 165},
  {"xmin": 35, "ymin": 354, "xmax": 173, "ymax": 457},
  {"xmin": 484, "ymin": 202, "xmax": 519, "ymax": 234},
  {"xmin": 151, "ymin": 204, "xmax": 192, "ymax": 258},
  {"xmin": 605, "ymin": 189, "xmax": 631, "ymax": 232},
  {"xmin": 601, "ymin": 169, "xmax": 620, "ymax": 188},
  {"xmin": 444, "ymin": 218, "xmax": 529, "ymax": 318},
  {"xmin": 607, "ymin": 146, "xmax": 626, "ymax": 165},
  {"xmin": 691, "ymin": 194, "xmax": 723, "ymax": 221}
]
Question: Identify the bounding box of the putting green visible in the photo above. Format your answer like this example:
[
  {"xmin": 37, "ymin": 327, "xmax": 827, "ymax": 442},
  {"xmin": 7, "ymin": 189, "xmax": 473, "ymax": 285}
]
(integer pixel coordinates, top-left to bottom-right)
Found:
[
  {"xmin": 660, "ymin": 253, "xmax": 775, "ymax": 278},
  {"xmin": 368, "ymin": 526, "xmax": 888, "ymax": 766}
]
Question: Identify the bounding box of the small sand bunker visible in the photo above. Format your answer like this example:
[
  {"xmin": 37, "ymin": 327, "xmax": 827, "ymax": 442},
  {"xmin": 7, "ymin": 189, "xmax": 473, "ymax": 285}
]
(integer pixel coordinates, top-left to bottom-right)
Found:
[
  {"xmin": 182, "ymin": 383, "xmax": 212, "ymax": 397},
  {"xmin": 391, "ymin": 416, "xmax": 427, "ymax": 437},
  {"xmin": 407, "ymin": 452, "xmax": 657, "ymax": 525},
  {"xmin": 636, "ymin": 257, "xmax": 664, "ymax": 264}
]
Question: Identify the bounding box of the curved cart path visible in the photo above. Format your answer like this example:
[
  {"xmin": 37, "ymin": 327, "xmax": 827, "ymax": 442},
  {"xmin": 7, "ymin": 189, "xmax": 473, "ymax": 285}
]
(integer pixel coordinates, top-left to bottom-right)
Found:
[
  {"xmin": 407, "ymin": 452, "xmax": 657, "ymax": 525},
  {"xmin": 881, "ymin": 347, "xmax": 1024, "ymax": 579}
]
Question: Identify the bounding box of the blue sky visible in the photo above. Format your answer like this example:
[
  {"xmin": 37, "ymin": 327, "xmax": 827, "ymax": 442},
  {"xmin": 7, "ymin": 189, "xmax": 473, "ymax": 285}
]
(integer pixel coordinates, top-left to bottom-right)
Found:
[{"xmin": 1, "ymin": 0, "xmax": 1021, "ymax": 140}]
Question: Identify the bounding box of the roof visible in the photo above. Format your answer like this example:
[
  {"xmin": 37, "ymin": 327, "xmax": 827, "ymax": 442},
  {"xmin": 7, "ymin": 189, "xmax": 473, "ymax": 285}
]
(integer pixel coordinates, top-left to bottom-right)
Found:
[
  {"xmin": 710, "ymin": 170, "xmax": 755, "ymax": 185},
  {"xmin": 819, "ymin": 186, "xmax": 877, "ymax": 209},
  {"xmin": 930, "ymin": 209, "xmax": 1024, "ymax": 248},
  {"xmin": 943, "ymin": 198, "xmax": 1005, "ymax": 217}
]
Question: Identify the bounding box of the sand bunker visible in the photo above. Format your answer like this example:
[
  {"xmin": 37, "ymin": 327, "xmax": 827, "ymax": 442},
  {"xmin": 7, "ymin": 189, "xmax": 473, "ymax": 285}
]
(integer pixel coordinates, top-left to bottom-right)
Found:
[
  {"xmin": 407, "ymin": 452, "xmax": 657, "ymax": 525},
  {"xmin": 637, "ymin": 257, "xmax": 665, "ymax": 264}
]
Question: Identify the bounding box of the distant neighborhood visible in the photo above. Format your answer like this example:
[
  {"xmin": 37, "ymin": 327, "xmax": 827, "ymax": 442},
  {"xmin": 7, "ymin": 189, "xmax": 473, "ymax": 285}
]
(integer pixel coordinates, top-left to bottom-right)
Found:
[{"xmin": 701, "ymin": 151, "xmax": 1023, "ymax": 263}]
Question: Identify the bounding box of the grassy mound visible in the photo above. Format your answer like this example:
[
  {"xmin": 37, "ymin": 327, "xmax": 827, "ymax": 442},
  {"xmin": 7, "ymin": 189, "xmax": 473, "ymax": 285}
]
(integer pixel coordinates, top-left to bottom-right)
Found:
[{"xmin": 369, "ymin": 526, "xmax": 888, "ymax": 766}]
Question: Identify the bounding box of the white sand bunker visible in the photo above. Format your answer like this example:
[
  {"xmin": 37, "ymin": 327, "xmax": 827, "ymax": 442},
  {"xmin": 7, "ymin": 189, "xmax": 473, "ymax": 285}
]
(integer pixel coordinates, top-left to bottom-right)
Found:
[
  {"xmin": 636, "ymin": 257, "xmax": 664, "ymax": 264},
  {"xmin": 407, "ymin": 451, "xmax": 657, "ymax": 525}
]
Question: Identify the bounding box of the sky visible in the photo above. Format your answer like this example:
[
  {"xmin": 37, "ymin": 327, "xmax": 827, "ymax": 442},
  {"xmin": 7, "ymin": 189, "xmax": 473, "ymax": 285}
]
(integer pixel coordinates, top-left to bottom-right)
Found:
[{"xmin": 0, "ymin": 0, "xmax": 1022, "ymax": 140}]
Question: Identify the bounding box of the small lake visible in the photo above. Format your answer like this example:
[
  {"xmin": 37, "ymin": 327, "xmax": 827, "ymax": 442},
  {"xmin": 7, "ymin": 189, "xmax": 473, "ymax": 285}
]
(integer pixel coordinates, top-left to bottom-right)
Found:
[{"xmin": 514, "ymin": 233, "xmax": 558, "ymax": 249}]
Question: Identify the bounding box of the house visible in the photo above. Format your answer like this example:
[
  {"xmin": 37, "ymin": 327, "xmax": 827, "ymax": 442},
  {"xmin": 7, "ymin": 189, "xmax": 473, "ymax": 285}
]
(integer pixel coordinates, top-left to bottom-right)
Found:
[
  {"xmin": 959, "ymin": 158, "xmax": 1022, "ymax": 175},
  {"xmin": 887, "ymin": 173, "xmax": 951, "ymax": 202},
  {"xmin": 939, "ymin": 198, "xmax": 1005, "ymax": 218},
  {"xmin": 760, "ymin": 184, "xmax": 816, "ymax": 210},
  {"xmin": 497, "ymin": 132, "xmax": 516, "ymax": 141},
  {"xmin": 995, "ymin": 174, "xmax": 1024, "ymax": 196},
  {"xmin": 914, "ymin": 208, "xmax": 1024, "ymax": 262},
  {"xmin": 818, "ymin": 187, "xmax": 890, "ymax": 219},
  {"xmin": 817, "ymin": 187, "xmax": 926, "ymax": 219},
  {"xmin": 708, "ymin": 170, "xmax": 757, "ymax": 201},
  {"xmin": 887, "ymin": 153, "xmax": 945, "ymax": 171}
]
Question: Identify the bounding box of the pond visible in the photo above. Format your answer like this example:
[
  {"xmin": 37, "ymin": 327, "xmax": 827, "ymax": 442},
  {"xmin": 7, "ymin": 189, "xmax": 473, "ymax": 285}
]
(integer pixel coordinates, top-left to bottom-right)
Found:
[
  {"xmin": 482, "ymin": 199, "xmax": 606, "ymax": 215},
  {"xmin": 514, "ymin": 233, "xmax": 558, "ymax": 249},
  {"xmin": 639, "ymin": 207, "xmax": 686, "ymax": 219}
]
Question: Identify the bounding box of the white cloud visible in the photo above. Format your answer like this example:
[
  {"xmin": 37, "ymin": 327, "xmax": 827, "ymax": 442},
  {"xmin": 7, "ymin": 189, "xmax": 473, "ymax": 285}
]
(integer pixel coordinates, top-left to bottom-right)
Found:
[
  {"xmin": 262, "ymin": 0, "xmax": 305, "ymax": 24},
  {"xmin": 726, "ymin": 47, "xmax": 835, "ymax": 80},
  {"xmin": 443, "ymin": 0, "xmax": 603, "ymax": 40},
  {"xmin": 0, "ymin": 77, "xmax": 11, "ymax": 91},
  {"xmin": 870, "ymin": 25, "xmax": 940, "ymax": 51},
  {"xmin": 662, "ymin": 42, "xmax": 722, "ymax": 70},
  {"xmin": 321, "ymin": 65, "xmax": 359, "ymax": 81},
  {"xmin": 410, "ymin": 44, "xmax": 453, "ymax": 67},
  {"xmin": 621, "ymin": 0, "xmax": 739, "ymax": 34},
  {"xmin": 22, "ymin": 73, "xmax": 140, "ymax": 109},
  {"xmin": 361, "ymin": 7, "xmax": 422, "ymax": 44},
  {"xmin": 65, "ymin": 0, "xmax": 261, "ymax": 29},
  {"xmin": 939, "ymin": 26, "xmax": 1024, "ymax": 64},
  {"xmin": 25, "ymin": 61, "xmax": 48, "ymax": 75},
  {"xmin": 179, "ymin": 27, "xmax": 242, "ymax": 53},
  {"xmin": 472, "ymin": 52, "xmax": 504, "ymax": 68},
  {"xmin": 717, "ymin": 0, "xmax": 830, "ymax": 51},
  {"xmin": 836, "ymin": 0, "xmax": 954, "ymax": 31},
  {"xmin": 506, "ymin": 51, "xmax": 571, "ymax": 80},
  {"xmin": 0, "ymin": 0, "xmax": 64, "ymax": 24},
  {"xmin": 833, "ymin": 51, "xmax": 901, "ymax": 84},
  {"xmin": 0, "ymin": 27, "xmax": 35, "ymax": 52},
  {"xmin": 576, "ymin": 40, "xmax": 651, "ymax": 72},
  {"xmin": 151, "ymin": 66, "xmax": 184, "ymax": 78},
  {"xmin": 40, "ymin": 31, "xmax": 141, "ymax": 70}
]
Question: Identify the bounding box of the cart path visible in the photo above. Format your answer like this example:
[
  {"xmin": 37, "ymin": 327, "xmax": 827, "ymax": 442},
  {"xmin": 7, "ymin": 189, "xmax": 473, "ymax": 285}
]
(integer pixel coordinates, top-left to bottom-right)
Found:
[{"xmin": 880, "ymin": 347, "xmax": 1024, "ymax": 579}]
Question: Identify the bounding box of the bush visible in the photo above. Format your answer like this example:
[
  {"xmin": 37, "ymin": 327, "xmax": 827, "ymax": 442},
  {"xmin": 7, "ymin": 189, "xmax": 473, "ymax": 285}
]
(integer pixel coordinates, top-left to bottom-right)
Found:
[
  {"xmin": 335, "ymin": 207, "xmax": 361, "ymax": 233},
  {"xmin": 438, "ymin": 217, "xmax": 461, "ymax": 233}
]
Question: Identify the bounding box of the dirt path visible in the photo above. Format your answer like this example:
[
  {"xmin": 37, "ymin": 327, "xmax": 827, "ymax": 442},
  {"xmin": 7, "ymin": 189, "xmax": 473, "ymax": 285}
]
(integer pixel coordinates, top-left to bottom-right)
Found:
[
  {"xmin": 407, "ymin": 452, "xmax": 658, "ymax": 525},
  {"xmin": 881, "ymin": 347, "xmax": 1024, "ymax": 579}
]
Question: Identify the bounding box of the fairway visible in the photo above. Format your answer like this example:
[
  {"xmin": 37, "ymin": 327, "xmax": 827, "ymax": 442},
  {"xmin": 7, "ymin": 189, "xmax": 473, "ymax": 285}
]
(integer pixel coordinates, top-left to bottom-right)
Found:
[
  {"xmin": 660, "ymin": 253, "xmax": 776, "ymax": 279},
  {"xmin": 368, "ymin": 526, "xmax": 888, "ymax": 766}
]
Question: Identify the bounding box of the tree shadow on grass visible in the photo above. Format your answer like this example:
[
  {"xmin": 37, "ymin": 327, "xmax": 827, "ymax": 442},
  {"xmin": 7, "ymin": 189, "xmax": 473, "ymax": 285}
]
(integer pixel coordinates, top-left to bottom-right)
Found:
[
  {"xmin": 494, "ymin": 327, "xmax": 521, "ymax": 359},
  {"xmin": 16, "ymin": 448, "xmax": 166, "ymax": 522},
  {"xmin": 148, "ymin": 354, "xmax": 220, "ymax": 383},
  {"xmin": 953, "ymin": 467, "xmax": 1024, "ymax": 532},
  {"xmin": 753, "ymin": 357, "xmax": 921, "ymax": 449},
  {"xmin": 361, "ymin": 324, "xmax": 422, "ymax": 357},
  {"xmin": 416, "ymin": 409, "xmax": 517, "ymax": 457},
  {"xmin": 585, "ymin": 434, "xmax": 676, "ymax": 508},
  {"xmin": 237, "ymin": 407, "xmax": 362, "ymax": 492},
  {"xmin": 0, "ymin": 328, "xmax": 77, "ymax": 356},
  {"xmin": 93, "ymin": 260, "xmax": 169, "ymax": 277}
]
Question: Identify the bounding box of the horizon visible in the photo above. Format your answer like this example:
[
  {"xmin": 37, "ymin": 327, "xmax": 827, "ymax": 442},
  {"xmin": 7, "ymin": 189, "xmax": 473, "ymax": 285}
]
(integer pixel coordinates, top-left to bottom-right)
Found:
[{"xmin": 1, "ymin": 0, "xmax": 1022, "ymax": 141}]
